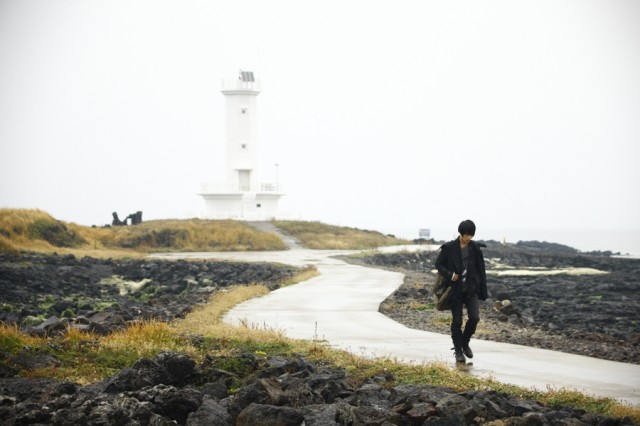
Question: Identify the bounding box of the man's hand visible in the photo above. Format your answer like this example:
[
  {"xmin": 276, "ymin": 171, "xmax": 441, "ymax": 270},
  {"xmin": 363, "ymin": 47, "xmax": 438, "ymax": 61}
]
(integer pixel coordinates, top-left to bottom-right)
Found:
[{"xmin": 451, "ymin": 273, "xmax": 460, "ymax": 282}]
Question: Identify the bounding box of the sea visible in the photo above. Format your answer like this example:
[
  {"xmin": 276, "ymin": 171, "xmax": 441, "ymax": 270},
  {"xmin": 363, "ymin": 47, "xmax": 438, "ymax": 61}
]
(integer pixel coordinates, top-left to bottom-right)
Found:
[{"xmin": 385, "ymin": 226, "xmax": 640, "ymax": 259}]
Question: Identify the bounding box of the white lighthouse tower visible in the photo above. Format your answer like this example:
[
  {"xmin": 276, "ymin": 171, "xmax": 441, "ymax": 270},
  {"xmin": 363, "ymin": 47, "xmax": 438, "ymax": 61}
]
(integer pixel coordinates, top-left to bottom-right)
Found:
[{"xmin": 199, "ymin": 71, "xmax": 284, "ymax": 220}]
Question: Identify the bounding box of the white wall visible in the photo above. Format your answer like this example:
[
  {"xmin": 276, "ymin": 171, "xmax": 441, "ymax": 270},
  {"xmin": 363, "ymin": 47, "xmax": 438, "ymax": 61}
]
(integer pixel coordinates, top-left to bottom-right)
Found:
[
  {"xmin": 202, "ymin": 194, "xmax": 243, "ymax": 218},
  {"xmin": 223, "ymin": 86, "xmax": 260, "ymax": 191}
]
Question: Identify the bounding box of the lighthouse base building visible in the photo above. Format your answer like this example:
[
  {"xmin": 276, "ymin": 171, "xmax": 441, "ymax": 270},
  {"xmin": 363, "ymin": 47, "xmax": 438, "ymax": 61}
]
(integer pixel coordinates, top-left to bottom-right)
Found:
[
  {"xmin": 199, "ymin": 71, "xmax": 284, "ymax": 220},
  {"xmin": 200, "ymin": 189, "xmax": 283, "ymax": 220}
]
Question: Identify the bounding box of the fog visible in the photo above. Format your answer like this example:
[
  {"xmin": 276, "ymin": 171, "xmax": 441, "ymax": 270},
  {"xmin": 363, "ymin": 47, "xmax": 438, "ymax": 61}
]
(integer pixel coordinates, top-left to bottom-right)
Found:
[{"xmin": 1, "ymin": 0, "xmax": 639, "ymax": 249}]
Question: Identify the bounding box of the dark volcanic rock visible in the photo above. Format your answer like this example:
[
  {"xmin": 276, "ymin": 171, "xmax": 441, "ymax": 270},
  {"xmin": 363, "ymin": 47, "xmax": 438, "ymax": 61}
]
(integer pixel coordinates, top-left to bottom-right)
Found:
[
  {"xmin": 0, "ymin": 252, "xmax": 298, "ymax": 336},
  {"xmin": 4, "ymin": 351, "xmax": 634, "ymax": 425},
  {"xmin": 100, "ymin": 352, "xmax": 196, "ymax": 393}
]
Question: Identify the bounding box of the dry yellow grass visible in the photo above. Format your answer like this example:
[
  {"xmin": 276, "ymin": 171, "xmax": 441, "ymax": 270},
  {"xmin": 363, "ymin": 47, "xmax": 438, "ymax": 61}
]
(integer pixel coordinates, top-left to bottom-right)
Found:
[
  {"xmin": 170, "ymin": 285, "xmax": 293, "ymax": 356},
  {"xmin": 1, "ymin": 208, "xmax": 416, "ymax": 254},
  {"xmin": 281, "ymin": 265, "xmax": 319, "ymax": 286},
  {"xmin": 272, "ymin": 220, "xmax": 411, "ymax": 249},
  {"xmin": 74, "ymin": 218, "xmax": 287, "ymax": 252},
  {"xmin": 0, "ymin": 208, "xmax": 287, "ymax": 255},
  {"xmin": 0, "ymin": 208, "xmax": 64, "ymax": 252},
  {"xmin": 102, "ymin": 320, "xmax": 197, "ymax": 358},
  {"xmin": 172, "ymin": 285, "xmax": 269, "ymax": 334},
  {"xmin": 0, "ymin": 323, "xmax": 44, "ymax": 350}
]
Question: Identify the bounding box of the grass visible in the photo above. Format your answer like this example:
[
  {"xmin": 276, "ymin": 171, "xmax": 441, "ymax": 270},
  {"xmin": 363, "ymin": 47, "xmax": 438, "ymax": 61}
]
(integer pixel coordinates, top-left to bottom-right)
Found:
[
  {"xmin": 1, "ymin": 285, "xmax": 638, "ymax": 422},
  {"xmin": 80, "ymin": 218, "xmax": 287, "ymax": 253},
  {"xmin": 0, "ymin": 209, "xmax": 287, "ymax": 255},
  {"xmin": 272, "ymin": 220, "xmax": 412, "ymax": 249},
  {"xmin": 0, "ymin": 209, "xmax": 416, "ymax": 255},
  {"xmin": 0, "ymin": 209, "xmax": 84, "ymax": 254}
]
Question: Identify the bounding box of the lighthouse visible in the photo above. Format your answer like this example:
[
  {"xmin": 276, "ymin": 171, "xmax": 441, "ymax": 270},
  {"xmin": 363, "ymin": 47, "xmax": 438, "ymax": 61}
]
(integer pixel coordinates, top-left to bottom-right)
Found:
[{"xmin": 199, "ymin": 71, "xmax": 284, "ymax": 220}]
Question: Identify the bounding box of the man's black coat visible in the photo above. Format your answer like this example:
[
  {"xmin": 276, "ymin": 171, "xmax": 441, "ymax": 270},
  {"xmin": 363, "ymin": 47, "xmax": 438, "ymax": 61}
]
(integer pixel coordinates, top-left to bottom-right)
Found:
[{"xmin": 435, "ymin": 238, "xmax": 488, "ymax": 301}]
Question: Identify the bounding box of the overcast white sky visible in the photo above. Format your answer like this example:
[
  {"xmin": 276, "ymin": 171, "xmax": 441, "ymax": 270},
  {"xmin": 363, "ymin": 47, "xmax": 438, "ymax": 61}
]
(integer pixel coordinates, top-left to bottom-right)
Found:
[{"xmin": 1, "ymin": 0, "xmax": 639, "ymax": 249}]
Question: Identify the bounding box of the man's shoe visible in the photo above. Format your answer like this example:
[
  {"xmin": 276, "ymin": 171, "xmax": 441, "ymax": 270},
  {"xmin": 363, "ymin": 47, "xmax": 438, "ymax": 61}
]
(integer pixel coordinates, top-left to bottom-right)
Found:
[
  {"xmin": 455, "ymin": 351, "xmax": 466, "ymax": 363},
  {"xmin": 462, "ymin": 344, "xmax": 473, "ymax": 359}
]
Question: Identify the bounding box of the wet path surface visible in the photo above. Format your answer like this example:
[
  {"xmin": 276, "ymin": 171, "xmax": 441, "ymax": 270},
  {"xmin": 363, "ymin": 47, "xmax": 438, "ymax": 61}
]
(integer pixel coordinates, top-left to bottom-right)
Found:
[{"xmin": 154, "ymin": 247, "xmax": 640, "ymax": 405}]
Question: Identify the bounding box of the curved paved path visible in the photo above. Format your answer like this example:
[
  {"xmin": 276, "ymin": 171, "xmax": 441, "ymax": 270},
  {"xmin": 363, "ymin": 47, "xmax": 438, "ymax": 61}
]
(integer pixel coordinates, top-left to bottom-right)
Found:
[{"xmin": 154, "ymin": 247, "xmax": 640, "ymax": 406}]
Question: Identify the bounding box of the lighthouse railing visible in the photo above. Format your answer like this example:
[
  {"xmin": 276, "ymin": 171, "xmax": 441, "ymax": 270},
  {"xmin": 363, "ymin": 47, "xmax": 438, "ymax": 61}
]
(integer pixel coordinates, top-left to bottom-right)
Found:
[
  {"xmin": 221, "ymin": 79, "xmax": 261, "ymax": 92},
  {"xmin": 260, "ymin": 183, "xmax": 284, "ymax": 192},
  {"xmin": 200, "ymin": 182, "xmax": 283, "ymax": 193}
]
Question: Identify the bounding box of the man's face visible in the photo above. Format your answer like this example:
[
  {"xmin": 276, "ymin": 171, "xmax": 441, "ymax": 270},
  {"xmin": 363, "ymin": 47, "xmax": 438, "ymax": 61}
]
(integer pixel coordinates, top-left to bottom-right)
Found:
[{"xmin": 460, "ymin": 234, "xmax": 474, "ymax": 245}]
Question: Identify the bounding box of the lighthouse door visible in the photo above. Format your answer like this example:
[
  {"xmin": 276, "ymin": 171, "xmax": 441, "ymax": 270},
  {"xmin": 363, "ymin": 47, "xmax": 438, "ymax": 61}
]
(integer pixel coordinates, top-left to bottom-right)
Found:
[{"xmin": 238, "ymin": 170, "xmax": 251, "ymax": 191}]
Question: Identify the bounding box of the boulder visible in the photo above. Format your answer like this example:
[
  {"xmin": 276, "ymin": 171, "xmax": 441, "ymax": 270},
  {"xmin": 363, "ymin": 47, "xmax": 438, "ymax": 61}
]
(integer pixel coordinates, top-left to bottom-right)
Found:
[{"xmin": 236, "ymin": 403, "xmax": 305, "ymax": 426}]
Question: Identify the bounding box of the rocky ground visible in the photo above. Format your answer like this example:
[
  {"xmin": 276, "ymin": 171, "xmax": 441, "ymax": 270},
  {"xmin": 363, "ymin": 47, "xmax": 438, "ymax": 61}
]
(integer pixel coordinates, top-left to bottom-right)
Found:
[
  {"xmin": 0, "ymin": 252, "xmax": 299, "ymax": 337},
  {"xmin": 5, "ymin": 350, "xmax": 636, "ymax": 425},
  {"xmin": 0, "ymin": 249, "xmax": 638, "ymax": 425},
  {"xmin": 344, "ymin": 243, "xmax": 640, "ymax": 365}
]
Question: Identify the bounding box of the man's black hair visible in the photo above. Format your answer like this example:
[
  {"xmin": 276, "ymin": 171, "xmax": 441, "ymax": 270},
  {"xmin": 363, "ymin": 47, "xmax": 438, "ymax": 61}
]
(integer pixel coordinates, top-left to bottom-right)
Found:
[{"xmin": 458, "ymin": 219, "xmax": 476, "ymax": 236}]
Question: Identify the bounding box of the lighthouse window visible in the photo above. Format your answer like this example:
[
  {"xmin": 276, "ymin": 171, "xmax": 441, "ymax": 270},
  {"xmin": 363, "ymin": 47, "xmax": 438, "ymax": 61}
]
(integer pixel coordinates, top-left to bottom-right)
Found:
[
  {"xmin": 241, "ymin": 143, "xmax": 247, "ymax": 149},
  {"xmin": 240, "ymin": 108, "xmax": 248, "ymax": 114}
]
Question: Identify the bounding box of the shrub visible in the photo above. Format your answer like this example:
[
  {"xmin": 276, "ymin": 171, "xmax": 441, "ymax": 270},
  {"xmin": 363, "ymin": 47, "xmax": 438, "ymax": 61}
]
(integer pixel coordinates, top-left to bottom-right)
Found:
[
  {"xmin": 61, "ymin": 309, "xmax": 76, "ymax": 318},
  {"xmin": 27, "ymin": 218, "xmax": 86, "ymax": 247},
  {"xmin": 155, "ymin": 229, "xmax": 188, "ymax": 247}
]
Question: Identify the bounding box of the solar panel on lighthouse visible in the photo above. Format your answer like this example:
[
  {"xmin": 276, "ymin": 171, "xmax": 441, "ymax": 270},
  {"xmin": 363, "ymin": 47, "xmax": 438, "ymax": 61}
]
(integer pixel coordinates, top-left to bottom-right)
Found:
[{"xmin": 240, "ymin": 71, "xmax": 255, "ymax": 82}]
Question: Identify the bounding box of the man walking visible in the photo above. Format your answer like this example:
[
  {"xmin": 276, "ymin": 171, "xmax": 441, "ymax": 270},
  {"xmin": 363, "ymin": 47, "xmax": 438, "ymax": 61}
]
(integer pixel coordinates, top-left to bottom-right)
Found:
[{"xmin": 435, "ymin": 220, "xmax": 488, "ymax": 363}]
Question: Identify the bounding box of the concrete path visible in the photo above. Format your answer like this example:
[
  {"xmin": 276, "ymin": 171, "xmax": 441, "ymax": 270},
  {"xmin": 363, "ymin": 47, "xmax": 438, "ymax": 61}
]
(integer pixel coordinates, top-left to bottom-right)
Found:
[{"xmin": 153, "ymin": 246, "xmax": 640, "ymax": 406}]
